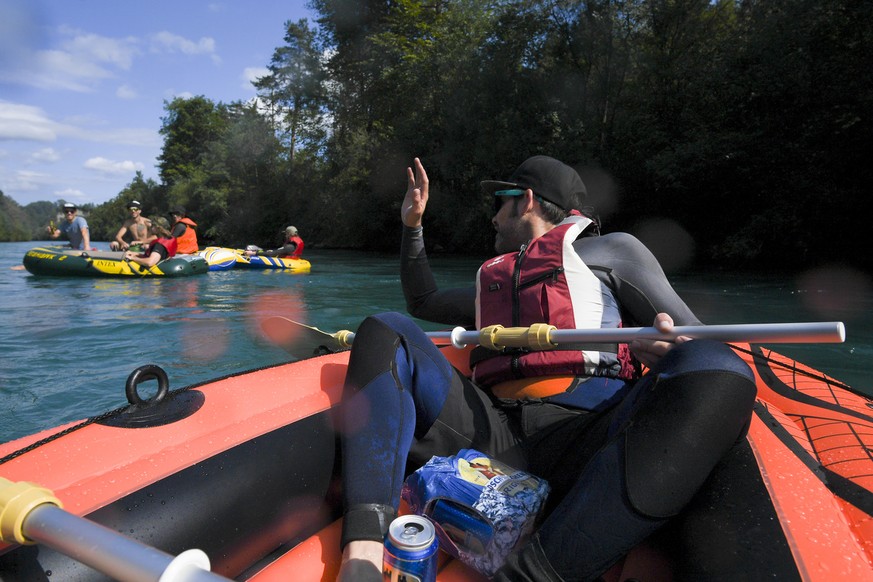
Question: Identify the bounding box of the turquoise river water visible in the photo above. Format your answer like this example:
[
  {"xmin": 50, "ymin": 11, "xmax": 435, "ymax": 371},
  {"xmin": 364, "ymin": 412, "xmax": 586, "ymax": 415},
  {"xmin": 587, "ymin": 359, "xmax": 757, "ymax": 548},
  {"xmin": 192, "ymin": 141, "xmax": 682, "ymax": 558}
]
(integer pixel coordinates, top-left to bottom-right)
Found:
[{"xmin": 2, "ymin": 240, "xmax": 871, "ymax": 445}]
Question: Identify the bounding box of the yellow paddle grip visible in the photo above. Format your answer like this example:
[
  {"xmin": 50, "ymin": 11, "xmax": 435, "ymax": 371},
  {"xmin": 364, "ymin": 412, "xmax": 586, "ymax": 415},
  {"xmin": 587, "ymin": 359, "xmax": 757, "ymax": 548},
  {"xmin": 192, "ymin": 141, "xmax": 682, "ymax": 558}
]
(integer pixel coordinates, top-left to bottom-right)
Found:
[
  {"xmin": 334, "ymin": 329, "xmax": 355, "ymax": 348},
  {"xmin": 479, "ymin": 323, "xmax": 557, "ymax": 351},
  {"xmin": 0, "ymin": 478, "xmax": 62, "ymax": 545}
]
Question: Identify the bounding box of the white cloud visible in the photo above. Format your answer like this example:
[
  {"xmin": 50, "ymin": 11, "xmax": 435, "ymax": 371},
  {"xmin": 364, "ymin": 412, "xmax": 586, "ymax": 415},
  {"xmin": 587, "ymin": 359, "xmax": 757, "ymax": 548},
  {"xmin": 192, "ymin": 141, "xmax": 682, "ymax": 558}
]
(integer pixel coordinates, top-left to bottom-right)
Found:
[
  {"xmin": 1, "ymin": 27, "xmax": 141, "ymax": 92},
  {"xmin": 60, "ymin": 26, "xmax": 138, "ymax": 70},
  {"xmin": 0, "ymin": 100, "xmax": 159, "ymax": 148},
  {"xmin": 116, "ymin": 84, "xmax": 137, "ymax": 99},
  {"xmin": 150, "ymin": 31, "xmax": 220, "ymax": 64},
  {"xmin": 31, "ymin": 148, "xmax": 61, "ymax": 162},
  {"xmin": 0, "ymin": 102, "xmax": 64, "ymax": 141},
  {"xmin": 242, "ymin": 66, "xmax": 269, "ymax": 90},
  {"xmin": 84, "ymin": 157, "xmax": 145, "ymax": 175},
  {"xmin": 2, "ymin": 169, "xmax": 50, "ymax": 192}
]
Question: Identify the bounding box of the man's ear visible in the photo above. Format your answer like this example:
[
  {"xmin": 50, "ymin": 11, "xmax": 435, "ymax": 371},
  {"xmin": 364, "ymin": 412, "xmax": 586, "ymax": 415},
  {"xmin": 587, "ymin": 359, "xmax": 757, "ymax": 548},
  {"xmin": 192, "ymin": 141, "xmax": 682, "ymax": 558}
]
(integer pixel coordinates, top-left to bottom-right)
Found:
[{"xmin": 521, "ymin": 189, "xmax": 537, "ymax": 214}]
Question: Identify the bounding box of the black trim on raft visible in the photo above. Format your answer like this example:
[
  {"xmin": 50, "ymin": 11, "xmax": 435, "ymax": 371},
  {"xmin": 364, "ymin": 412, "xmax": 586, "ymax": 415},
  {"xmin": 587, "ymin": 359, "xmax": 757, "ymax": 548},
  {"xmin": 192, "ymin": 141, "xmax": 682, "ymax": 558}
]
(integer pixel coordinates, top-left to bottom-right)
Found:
[
  {"xmin": 747, "ymin": 344, "xmax": 873, "ymax": 424},
  {"xmin": 749, "ymin": 345, "xmax": 873, "ymax": 517},
  {"xmin": 754, "ymin": 401, "xmax": 873, "ymax": 518},
  {"xmin": 0, "ymin": 411, "xmax": 343, "ymax": 581}
]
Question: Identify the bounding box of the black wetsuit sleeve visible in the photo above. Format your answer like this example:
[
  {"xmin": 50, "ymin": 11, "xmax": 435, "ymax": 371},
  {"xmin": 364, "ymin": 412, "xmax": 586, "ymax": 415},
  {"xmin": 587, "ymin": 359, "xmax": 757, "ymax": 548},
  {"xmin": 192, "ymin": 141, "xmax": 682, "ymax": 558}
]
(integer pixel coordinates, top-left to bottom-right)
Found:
[
  {"xmin": 576, "ymin": 232, "xmax": 701, "ymax": 327},
  {"xmin": 400, "ymin": 226, "xmax": 476, "ymax": 327},
  {"xmin": 261, "ymin": 242, "xmax": 297, "ymax": 258},
  {"xmin": 152, "ymin": 243, "xmax": 170, "ymax": 261},
  {"xmin": 171, "ymin": 223, "xmax": 187, "ymax": 238}
]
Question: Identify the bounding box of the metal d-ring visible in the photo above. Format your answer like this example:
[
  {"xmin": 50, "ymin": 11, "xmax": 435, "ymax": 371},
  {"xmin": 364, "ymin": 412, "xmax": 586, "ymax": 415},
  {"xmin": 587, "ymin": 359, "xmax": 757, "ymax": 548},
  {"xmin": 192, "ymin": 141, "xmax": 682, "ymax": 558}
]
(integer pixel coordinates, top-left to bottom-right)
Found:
[{"xmin": 125, "ymin": 364, "xmax": 170, "ymax": 406}]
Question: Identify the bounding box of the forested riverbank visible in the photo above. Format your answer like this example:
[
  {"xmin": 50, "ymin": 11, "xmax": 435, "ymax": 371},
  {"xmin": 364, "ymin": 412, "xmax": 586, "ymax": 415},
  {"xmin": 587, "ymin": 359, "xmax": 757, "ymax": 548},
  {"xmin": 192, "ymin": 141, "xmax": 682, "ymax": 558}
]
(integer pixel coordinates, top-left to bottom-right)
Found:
[{"xmin": 2, "ymin": 0, "xmax": 870, "ymax": 273}]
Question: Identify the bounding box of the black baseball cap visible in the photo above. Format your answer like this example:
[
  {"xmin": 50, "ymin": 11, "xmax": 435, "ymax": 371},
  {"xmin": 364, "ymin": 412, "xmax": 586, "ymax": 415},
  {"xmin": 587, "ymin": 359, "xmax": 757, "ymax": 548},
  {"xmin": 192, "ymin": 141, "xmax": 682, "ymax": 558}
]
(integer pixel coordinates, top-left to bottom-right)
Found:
[
  {"xmin": 128, "ymin": 200, "xmax": 142, "ymax": 209},
  {"xmin": 62, "ymin": 202, "xmax": 77, "ymax": 211},
  {"xmin": 481, "ymin": 155, "xmax": 586, "ymax": 211}
]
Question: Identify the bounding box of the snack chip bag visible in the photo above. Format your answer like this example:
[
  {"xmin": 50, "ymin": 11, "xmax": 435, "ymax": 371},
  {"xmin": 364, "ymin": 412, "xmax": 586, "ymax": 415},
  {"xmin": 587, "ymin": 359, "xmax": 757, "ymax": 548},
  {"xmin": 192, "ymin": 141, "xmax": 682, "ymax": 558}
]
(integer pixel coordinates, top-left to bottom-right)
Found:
[{"xmin": 402, "ymin": 449, "xmax": 549, "ymax": 576}]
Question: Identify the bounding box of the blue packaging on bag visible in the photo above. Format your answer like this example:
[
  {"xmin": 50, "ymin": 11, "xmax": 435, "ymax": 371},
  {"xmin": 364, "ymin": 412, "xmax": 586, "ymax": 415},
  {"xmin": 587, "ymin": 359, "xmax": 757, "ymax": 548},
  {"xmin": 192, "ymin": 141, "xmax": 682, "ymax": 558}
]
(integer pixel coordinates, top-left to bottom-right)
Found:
[{"xmin": 402, "ymin": 449, "xmax": 550, "ymax": 576}]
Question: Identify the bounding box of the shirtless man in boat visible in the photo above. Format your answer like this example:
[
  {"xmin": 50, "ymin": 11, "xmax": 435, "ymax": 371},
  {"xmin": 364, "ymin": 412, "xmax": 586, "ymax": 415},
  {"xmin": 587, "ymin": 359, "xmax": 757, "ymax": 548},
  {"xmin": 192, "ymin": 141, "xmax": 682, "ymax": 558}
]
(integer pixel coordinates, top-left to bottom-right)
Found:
[
  {"xmin": 336, "ymin": 156, "xmax": 757, "ymax": 581},
  {"xmin": 109, "ymin": 201, "xmax": 153, "ymax": 251}
]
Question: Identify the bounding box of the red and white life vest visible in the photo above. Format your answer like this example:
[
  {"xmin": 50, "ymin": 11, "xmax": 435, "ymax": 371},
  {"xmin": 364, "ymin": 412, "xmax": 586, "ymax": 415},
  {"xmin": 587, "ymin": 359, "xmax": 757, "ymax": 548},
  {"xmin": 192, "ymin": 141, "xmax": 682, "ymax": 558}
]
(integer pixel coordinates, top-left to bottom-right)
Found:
[{"xmin": 472, "ymin": 213, "xmax": 637, "ymax": 387}]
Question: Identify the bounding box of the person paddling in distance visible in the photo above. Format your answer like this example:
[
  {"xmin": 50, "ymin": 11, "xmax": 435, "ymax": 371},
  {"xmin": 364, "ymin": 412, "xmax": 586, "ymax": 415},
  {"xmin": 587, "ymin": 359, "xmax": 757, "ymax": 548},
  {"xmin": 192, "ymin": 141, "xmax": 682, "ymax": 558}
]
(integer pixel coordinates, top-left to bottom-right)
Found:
[
  {"xmin": 336, "ymin": 156, "xmax": 757, "ymax": 581},
  {"xmin": 123, "ymin": 216, "xmax": 177, "ymax": 268},
  {"xmin": 168, "ymin": 208, "xmax": 199, "ymax": 254},
  {"xmin": 244, "ymin": 226, "xmax": 305, "ymax": 259},
  {"xmin": 48, "ymin": 203, "xmax": 91, "ymax": 250},
  {"xmin": 110, "ymin": 200, "xmax": 154, "ymax": 251}
]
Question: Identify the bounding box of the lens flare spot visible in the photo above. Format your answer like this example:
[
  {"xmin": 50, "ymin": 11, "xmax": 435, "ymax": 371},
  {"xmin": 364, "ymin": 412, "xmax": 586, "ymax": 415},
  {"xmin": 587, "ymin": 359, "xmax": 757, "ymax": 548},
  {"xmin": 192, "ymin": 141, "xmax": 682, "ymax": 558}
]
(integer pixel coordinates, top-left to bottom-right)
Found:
[
  {"xmin": 796, "ymin": 266, "xmax": 872, "ymax": 321},
  {"xmin": 632, "ymin": 218, "xmax": 696, "ymax": 273},
  {"xmin": 181, "ymin": 319, "xmax": 230, "ymax": 362},
  {"xmin": 247, "ymin": 289, "xmax": 307, "ymax": 346}
]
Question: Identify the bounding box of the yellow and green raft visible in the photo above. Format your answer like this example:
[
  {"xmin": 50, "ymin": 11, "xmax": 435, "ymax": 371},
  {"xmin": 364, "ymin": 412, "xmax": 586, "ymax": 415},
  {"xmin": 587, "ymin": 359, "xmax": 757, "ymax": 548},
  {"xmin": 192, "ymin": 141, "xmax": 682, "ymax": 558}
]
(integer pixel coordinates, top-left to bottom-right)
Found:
[{"xmin": 23, "ymin": 246, "xmax": 209, "ymax": 278}]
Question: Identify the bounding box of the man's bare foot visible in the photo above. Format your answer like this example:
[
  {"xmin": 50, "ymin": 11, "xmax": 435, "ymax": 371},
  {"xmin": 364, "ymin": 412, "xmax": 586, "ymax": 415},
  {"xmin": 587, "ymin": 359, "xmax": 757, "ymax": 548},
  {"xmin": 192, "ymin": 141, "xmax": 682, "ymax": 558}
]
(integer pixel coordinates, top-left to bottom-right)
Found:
[{"xmin": 338, "ymin": 540, "xmax": 383, "ymax": 582}]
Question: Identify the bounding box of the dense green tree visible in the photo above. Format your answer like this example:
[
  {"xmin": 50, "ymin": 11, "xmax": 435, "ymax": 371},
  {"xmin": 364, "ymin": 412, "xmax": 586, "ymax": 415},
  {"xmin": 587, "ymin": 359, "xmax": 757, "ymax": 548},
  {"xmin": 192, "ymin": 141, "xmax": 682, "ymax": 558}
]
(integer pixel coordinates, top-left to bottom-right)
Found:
[
  {"xmin": 8, "ymin": 0, "xmax": 869, "ymax": 272},
  {"xmin": 204, "ymin": 102, "xmax": 287, "ymax": 245},
  {"xmin": 254, "ymin": 19, "xmax": 327, "ymax": 161},
  {"xmin": 157, "ymin": 96, "xmax": 229, "ymax": 187}
]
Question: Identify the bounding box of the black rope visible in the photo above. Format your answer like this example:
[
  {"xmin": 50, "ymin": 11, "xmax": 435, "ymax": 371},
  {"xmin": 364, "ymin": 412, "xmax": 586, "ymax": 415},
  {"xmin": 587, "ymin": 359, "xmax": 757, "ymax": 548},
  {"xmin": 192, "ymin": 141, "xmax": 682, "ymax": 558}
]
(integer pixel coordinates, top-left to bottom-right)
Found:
[
  {"xmin": 0, "ymin": 359, "xmax": 294, "ymax": 467},
  {"xmin": 0, "ymin": 384, "xmax": 192, "ymax": 466}
]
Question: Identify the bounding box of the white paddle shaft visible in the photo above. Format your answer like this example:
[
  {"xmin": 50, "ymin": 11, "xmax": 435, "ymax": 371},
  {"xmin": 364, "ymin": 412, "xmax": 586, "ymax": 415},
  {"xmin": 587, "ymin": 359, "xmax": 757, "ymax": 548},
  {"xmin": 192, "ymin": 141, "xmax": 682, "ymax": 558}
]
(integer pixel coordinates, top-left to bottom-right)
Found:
[
  {"xmin": 335, "ymin": 321, "xmax": 845, "ymax": 349},
  {"xmin": 22, "ymin": 504, "xmax": 230, "ymax": 581}
]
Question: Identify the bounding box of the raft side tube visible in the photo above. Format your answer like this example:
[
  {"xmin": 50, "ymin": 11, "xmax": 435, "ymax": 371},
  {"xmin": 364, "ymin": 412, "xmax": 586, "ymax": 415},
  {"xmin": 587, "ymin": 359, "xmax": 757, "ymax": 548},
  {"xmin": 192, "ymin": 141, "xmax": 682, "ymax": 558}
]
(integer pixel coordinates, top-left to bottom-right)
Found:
[{"xmin": 0, "ymin": 411, "xmax": 341, "ymax": 580}]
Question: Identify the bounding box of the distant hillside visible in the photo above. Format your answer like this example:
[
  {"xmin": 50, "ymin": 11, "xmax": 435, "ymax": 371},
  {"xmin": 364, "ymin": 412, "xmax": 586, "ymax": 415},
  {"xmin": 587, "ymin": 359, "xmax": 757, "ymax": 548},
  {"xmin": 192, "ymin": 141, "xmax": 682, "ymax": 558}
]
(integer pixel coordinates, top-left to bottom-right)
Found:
[
  {"xmin": 0, "ymin": 192, "xmax": 31, "ymax": 241},
  {"xmin": 0, "ymin": 191, "xmax": 61, "ymax": 241}
]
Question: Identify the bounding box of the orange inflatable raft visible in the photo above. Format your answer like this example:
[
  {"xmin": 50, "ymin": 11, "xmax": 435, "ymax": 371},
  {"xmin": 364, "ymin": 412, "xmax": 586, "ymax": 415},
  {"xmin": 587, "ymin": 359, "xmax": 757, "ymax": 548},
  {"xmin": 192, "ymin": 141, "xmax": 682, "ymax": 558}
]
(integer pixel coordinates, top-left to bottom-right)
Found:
[{"xmin": 0, "ymin": 343, "xmax": 871, "ymax": 580}]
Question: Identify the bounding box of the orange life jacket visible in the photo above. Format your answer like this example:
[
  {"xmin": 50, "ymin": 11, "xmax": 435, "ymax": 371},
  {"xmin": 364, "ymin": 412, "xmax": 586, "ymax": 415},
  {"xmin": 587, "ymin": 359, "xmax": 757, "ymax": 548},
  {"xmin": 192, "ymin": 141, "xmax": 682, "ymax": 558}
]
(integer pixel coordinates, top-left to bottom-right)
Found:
[{"xmin": 175, "ymin": 217, "xmax": 199, "ymax": 254}]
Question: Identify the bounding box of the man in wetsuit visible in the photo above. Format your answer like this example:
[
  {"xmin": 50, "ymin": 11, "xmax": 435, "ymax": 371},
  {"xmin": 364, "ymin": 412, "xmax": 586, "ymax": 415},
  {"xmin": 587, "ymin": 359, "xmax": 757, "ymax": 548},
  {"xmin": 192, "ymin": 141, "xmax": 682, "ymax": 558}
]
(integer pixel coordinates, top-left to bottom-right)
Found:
[
  {"xmin": 244, "ymin": 226, "xmax": 304, "ymax": 259},
  {"xmin": 337, "ymin": 157, "xmax": 757, "ymax": 581}
]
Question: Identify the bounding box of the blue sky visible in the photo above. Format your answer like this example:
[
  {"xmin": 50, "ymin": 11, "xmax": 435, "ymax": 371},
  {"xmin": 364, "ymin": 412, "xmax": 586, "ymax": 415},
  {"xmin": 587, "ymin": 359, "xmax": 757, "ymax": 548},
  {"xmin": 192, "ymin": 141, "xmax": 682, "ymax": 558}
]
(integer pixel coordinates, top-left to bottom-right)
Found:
[{"xmin": 0, "ymin": 0, "xmax": 315, "ymax": 207}]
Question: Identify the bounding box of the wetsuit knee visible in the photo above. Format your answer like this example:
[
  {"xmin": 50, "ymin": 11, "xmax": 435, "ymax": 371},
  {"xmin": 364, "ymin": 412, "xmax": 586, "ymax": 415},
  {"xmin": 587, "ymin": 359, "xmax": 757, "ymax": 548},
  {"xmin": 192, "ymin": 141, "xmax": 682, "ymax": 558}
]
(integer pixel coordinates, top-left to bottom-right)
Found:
[
  {"xmin": 648, "ymin": 339, "xmax": 755, "ymax": 380},
  {"xmin": 345, "ymin": 314, "xmax": 407, "ymax": 393},
  {"xmin": 625, "ymin": 342, "xmax": 757, "ymax": 518}
]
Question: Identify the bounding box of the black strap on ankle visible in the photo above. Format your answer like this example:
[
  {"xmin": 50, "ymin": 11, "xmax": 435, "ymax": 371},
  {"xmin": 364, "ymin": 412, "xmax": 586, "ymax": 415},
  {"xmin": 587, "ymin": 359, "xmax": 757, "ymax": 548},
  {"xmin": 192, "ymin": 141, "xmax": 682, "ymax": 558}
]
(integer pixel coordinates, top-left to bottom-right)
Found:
[{"xmin": 341, "ymin": 503, "xmax": 396, "ymax": 549}]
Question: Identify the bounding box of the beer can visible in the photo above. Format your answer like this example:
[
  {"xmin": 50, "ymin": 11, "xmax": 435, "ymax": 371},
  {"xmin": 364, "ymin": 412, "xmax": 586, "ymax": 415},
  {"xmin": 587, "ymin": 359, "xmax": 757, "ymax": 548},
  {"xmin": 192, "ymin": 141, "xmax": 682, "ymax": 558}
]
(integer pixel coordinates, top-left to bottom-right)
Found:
[{"xmin": 383, "ymin": 515, "xmax": 438, "ymax": 582}]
